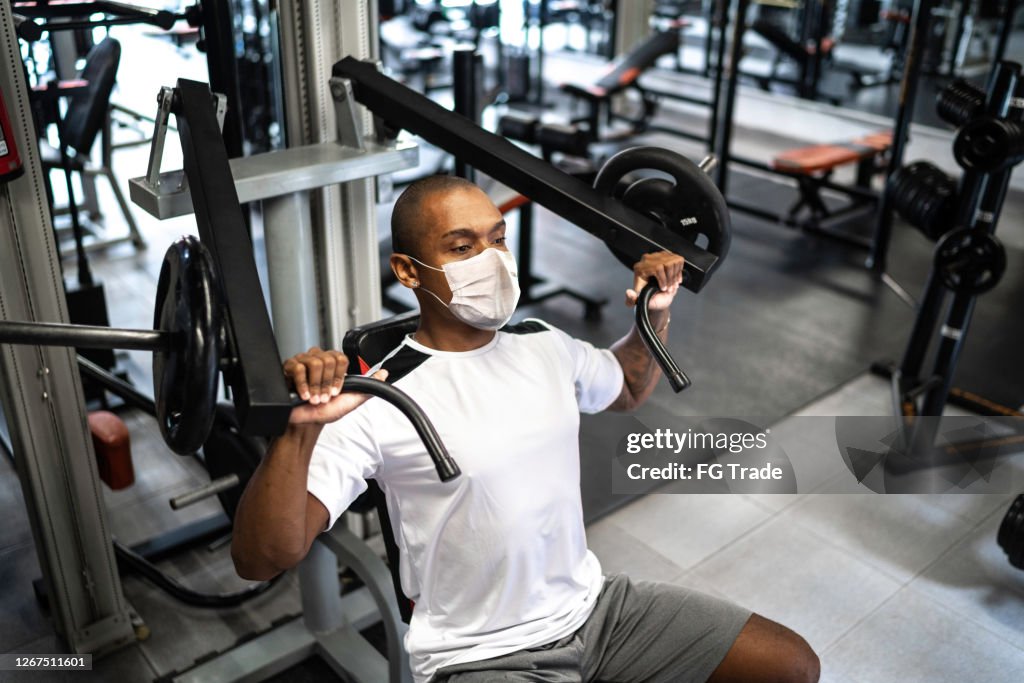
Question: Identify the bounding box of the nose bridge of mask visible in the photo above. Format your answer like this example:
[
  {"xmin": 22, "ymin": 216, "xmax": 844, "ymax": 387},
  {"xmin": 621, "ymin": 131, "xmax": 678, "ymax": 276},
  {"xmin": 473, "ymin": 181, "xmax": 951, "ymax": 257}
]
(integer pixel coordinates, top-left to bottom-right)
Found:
[
  {"xmin": 446, "ymin": 248, "xmax": 514, "ymax": 293},
  {"xmin": 409, "ymin": 249, "xmax": 515, "ymax": 289}
]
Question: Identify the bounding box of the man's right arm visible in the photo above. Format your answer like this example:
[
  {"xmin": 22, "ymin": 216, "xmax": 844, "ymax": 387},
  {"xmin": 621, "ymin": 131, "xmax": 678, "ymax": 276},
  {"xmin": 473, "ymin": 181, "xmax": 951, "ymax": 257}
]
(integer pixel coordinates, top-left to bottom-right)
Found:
[
  {"xmin": 231, "ymin": 423, "xmax": 328, "ymax": 581},
  {"xmin": 230, "ymin": 347, "xmax": 386, "ymax": 581}
]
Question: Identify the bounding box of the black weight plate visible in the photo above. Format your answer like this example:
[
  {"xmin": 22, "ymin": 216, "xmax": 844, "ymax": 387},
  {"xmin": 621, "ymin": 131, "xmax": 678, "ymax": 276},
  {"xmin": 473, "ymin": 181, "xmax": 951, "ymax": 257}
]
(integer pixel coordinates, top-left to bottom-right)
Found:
[
  {"xmin": 934, "ymin": 228, "xmax": 1007, "ymax": 295},
  {"xmin": 593, "ymin": 146, "xmax": 731, "ymax": 281},
  {"xmin": 620, "ymin": 177, "xmax": 704, "ymax": 245},
  {"xmin": 998, "ymin": 494, "xmax": 1024, "ymax": 569},
  {"xmin": 953, "ymin": 118, "xmax": 1024, "ymax": 172},
  {"xmin": 153, "ymin": 237, "xmax": 225, "ymax": 455},
  {"xmin": 888, "ymin": 162, "xmax": 958, "ymax": 241}
]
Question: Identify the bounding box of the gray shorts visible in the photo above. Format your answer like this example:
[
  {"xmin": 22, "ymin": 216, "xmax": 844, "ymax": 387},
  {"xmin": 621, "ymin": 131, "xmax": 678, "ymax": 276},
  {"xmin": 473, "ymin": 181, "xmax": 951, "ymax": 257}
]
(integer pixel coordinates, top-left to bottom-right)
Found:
[{"xmin": 430, "ymin": 573, "xmax": 752, "ymax": 683}]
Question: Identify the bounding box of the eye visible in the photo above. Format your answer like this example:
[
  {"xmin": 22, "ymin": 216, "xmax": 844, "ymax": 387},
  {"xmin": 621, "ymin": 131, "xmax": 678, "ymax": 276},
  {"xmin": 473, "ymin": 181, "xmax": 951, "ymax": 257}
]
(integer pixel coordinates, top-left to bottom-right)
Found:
[
  {"xmin": 452, "ymin": 245, "xmax": 472, "ymax": 254},
  {"xmin": 494, "ymin": 236, "xmax": 507, "ymax": 245}
]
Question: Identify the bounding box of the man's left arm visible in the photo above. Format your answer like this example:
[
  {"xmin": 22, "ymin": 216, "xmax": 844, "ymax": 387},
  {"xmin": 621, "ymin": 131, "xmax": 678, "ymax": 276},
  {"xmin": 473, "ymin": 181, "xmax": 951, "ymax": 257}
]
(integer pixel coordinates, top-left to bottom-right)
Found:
[{"xmin": 607, "ymin": 251, "xmax": 684, "ymax": 412}]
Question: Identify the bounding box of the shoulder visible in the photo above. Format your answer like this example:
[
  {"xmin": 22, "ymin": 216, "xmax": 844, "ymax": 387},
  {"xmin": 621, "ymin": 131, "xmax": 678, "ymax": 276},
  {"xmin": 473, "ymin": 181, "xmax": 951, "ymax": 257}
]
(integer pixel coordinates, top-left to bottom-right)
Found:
[
  {"xmin": 370, "ymin": 340, "xmax": 432, "ymax": 384},
  {"xmin": 500, "ymin": 318, "xmax": 555, "ymax": 336},
  {"xmin": 499, "ymin": 317, "xmax": 583, "ymax": 363}
]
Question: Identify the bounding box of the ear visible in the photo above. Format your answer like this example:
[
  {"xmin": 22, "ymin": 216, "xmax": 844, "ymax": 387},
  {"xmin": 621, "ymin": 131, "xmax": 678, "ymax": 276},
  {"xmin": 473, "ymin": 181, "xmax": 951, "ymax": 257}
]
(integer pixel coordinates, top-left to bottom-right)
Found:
[{"xmin": 390, "ymin": 254, "xmax": 419, "ymax": 289}]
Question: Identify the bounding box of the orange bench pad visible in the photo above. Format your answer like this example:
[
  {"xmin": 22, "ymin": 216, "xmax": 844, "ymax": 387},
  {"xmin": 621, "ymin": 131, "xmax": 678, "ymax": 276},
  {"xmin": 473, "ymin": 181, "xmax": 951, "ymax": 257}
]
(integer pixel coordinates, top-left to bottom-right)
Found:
[{"xmin": 771, "ymin": 131, "xmax": 893, "ymax": 175}]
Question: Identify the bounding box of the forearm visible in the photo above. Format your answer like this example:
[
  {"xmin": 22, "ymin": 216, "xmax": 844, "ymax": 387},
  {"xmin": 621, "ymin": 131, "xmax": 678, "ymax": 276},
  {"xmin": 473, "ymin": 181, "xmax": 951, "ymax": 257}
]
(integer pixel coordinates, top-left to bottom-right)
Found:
[
  {"xmin": 231, "ymin": 424, "xmax": 323, "ymax": 579},
  {"xmin": 610, "ymin": 309, "xmax": 670, "ymax": 411}
]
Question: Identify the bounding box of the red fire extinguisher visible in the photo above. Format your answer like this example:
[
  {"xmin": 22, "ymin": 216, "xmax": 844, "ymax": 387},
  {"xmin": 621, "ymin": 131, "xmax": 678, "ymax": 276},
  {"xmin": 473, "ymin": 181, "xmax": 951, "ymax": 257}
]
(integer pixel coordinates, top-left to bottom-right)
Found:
[{"xmin": 0, "ymin": 90, "xmax": 25, "ymax": 183}]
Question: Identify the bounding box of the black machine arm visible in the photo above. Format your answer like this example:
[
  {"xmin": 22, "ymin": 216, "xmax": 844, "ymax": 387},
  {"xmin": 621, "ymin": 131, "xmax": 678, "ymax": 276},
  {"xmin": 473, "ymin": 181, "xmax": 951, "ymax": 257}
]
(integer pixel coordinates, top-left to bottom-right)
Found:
[
  {"xmin": 332, "ymin": 57, "xmax": 730, "ymax": 294},
  {"xmin": 13, "ymin": 1, "xmax": 186, "ymax": 41},
  {"xmin": 173, "ymin": 78, "xmax": 460, "ymax": 482}
]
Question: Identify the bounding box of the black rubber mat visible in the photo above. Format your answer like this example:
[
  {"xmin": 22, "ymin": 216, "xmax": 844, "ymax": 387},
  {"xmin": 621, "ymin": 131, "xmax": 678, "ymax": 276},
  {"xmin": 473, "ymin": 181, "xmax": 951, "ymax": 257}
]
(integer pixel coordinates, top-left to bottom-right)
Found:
[{"xmin": 263, "ymin": 655, "xmax": 339, "ymax": 682}]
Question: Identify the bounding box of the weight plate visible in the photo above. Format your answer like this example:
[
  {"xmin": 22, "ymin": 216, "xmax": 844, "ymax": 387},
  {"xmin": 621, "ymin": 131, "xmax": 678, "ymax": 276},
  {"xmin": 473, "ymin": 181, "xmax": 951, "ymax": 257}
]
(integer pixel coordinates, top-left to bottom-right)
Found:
[
  {"xmin": 593, "ymin": 146, "xmax": 730, "ymax": 281},
  {"xmin": 153, "ymin": 236, "xmax": 225, "ymax": 455},
  {"xmin": 933, "ymin": 228, "xmax": 1007, "ymax": 295},
  {"xmin": 953, "ymin": 118, "xmax": 1024, "ymax": 172},
  {"xmin": 998, "ymin": 494, "xmax": 1024, "ymax": 570},
  {"xmin": 887, "ymin": 161, "xmax": 958, "ymax": 241}
]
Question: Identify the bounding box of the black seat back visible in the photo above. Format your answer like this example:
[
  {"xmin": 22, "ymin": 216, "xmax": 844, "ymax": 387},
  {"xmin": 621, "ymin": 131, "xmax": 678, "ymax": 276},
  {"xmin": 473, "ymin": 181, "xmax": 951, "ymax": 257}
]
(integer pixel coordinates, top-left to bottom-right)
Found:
[
  {"xmin": 593, "ymin": 29, "xmax": 680, "ymax": 94},
  {"xmin": 342, "ymin": 311, "xmax": 421, "ymax": 623},
  {"xmin": 63, "ymin": 37, "xmax": 121, "ymax": 155},
  {"xmin": 343, "ymin": 310, "xmax": 420, "ymax": 373}
]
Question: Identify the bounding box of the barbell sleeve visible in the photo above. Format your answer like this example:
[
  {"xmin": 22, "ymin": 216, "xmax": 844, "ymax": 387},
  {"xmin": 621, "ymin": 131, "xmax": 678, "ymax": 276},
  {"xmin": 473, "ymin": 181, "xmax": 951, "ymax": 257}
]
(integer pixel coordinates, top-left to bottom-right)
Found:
[
  {"xmin": 170, "ymin": 474, "xmax": 240, "ymax": 510},
  {"xmin": 698, "ymin": 155, "xmax": 718, "ymax": 175},
  {"xmin": 0, "ymin": 321, "xmax": 176, "ymax": 351},
  {"xmin": 290, "ymin": 377, "xmax": 461, "ymax": 483},
  {"xmin": 636, "ymin": 280, "xmax": 691, "ymax": 393}
]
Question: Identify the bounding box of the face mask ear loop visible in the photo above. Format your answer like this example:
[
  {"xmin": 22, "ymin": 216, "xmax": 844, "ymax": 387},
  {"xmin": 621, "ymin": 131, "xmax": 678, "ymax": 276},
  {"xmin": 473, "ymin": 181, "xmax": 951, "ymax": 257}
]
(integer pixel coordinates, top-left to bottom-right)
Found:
[
  {"xmin": 417, "ymin": 285, "xmax": 449, "ymax": 309},
  {"xmin": 398, "ymin": 254, "xmax": 448, "ymax": 304},
  {"xmin": 403, "ymin": 254, "xmax": 445, "ymax": 272}
]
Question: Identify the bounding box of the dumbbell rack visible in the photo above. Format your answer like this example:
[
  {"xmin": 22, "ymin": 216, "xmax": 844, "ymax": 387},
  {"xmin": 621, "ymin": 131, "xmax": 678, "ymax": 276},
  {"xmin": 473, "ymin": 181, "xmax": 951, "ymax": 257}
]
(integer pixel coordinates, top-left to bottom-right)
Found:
[
  {"xmin": 876, "ymin": 60, "xmax": 1024, "ymax": 485},
  {"xmin": 883, "ymin": 61, "xmax": 1023, "ymax": 425}
]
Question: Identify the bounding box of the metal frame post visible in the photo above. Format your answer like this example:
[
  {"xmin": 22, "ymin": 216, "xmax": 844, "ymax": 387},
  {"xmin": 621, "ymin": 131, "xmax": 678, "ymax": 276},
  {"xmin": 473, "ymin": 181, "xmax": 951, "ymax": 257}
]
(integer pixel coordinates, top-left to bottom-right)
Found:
[
  {"xmin": 713, "ymin": 0, "xmax": 749, "ymax": 196},
  {"xmin": 868, "ymin": 0, "xmax": 937, "ymax": 272},
  {"xmin": 453, "ymin": 47, "xmax": 482, "ymax": 181},
  {"xmin": 0, "ymin": 2, "xmax": 135, "ymax": 656}
]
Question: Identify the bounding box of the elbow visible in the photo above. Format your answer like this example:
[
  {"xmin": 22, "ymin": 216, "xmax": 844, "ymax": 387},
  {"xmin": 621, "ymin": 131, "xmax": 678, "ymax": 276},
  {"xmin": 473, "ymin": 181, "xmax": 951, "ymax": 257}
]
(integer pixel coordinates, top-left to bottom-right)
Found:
[
  {"xmin": 231, "ymin": 536, "xmax": 298, "ymax": 582},
  {"xmin": 606, "ymin": 386, "xmax": 641, "ymax": 413}
]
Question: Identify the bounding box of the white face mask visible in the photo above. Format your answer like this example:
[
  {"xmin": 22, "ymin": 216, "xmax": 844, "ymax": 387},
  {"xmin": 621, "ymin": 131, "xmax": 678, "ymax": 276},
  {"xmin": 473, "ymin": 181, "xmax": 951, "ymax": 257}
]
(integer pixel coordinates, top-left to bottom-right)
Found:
[{"xmin": 407, "ymin": 248, "xmax": 521, "ymax": 330}]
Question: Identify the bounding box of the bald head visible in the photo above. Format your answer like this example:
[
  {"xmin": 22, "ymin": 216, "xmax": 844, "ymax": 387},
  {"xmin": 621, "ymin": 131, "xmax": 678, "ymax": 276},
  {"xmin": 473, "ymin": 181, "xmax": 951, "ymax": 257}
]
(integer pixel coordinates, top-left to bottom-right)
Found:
[{"xmin": 391, "ymin": 175, "xmax": 481, "ymax": 259}]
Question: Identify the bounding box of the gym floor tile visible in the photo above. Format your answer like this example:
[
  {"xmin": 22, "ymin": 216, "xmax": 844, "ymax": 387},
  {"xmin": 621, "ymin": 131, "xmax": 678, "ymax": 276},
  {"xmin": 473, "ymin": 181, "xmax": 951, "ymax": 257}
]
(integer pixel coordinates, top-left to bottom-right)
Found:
[
  {"xmin": 686, "ymin": 515, "xmax": 902, "ymax": 653},
  {"xmin": 106, "ymin": 480, "xmax": 225, "ymax": 548},
  {"xmin": 147, "ymin": 543, "xmax": 269, "ymax": 597},
  {"xmin": 823, "ymin": 587, "xmax": 1024, "ymax": 683},
  {"xmin": 0, "ymin": 457, "xmax": 33, "ymax": 553},
  {"xmin": 123, "ymin": 568, "xmax": 301, "ymax": 676},
  {"xmin": 919, "ymin": 494, "xmax": 1016, "ymax": 526},
  {"xmin": 584, "ymin": 517, "xmax": 687, "ymax": 584},
  {"xmin": 792, "ymin": 375, "xmax": 893, "ymax": 417},
  {"xmin": 778, "ymin": 494, "xmax": 975, "ymax": 585},
  {"xmin": 99, "ymin": 409, "xmax": 206, "ymax": 510},
  {"xmin": 604, "ymin": 494, "xmax": 770, "ymax": 571},
  {"xmin": 909, "ymin": 509, "xmax": 1024, "ymax": 651},
  {"xmin": 759, "ymin": 419, "xmax": 851, "ymax": 493},
  {"xmin": 741, "ymin": 493, "xmax": 806, "ymax": 513},
  {"xmin": 0, "ymin": 542, "xmax": 55, "ymax": 655}
]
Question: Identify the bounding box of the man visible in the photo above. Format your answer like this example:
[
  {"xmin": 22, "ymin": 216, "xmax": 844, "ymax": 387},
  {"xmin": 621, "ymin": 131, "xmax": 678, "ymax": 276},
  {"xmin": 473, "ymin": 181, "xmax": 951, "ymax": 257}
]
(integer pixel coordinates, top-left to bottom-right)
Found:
[{"xmin": 232, "ymin": 176, "xmax": 820, "ymax": 683}]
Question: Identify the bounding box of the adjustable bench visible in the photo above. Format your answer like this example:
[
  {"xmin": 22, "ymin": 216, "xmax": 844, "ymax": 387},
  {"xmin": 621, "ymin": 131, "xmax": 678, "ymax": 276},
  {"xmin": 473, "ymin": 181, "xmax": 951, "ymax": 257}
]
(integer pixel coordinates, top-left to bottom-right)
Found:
[
  {"xmin": 768, "ymin": 131, "xmax": 893, "ymax": 231},
  {"xmin": 559, "ymin": 28, "xmax": 680, "ymax": 138}
]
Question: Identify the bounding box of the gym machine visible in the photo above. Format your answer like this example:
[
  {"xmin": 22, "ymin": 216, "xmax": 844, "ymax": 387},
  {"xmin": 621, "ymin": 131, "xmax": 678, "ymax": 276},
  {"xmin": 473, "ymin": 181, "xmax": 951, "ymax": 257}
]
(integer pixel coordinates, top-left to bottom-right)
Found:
[
  {"xmin": 3, "ymin": 3, "xmax": 733, "ymax": 679},
  {"xmin": 2, "ymin": 74, "xmax": 731, "ymax": 683}
]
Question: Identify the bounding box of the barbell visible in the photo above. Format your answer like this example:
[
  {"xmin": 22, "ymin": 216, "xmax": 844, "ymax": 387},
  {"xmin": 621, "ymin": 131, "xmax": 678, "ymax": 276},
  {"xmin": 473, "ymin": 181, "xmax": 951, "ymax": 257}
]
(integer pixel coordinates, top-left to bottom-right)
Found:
[{"xmin": 0, "ymin": 236, "xmax": 460, "ymax": 482}]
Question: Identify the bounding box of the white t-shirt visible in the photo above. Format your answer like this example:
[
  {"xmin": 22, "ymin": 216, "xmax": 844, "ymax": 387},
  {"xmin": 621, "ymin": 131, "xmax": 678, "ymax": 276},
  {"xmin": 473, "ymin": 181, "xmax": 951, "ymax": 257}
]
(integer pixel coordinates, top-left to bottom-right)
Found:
[{"xmin": 307, "ymin": 318, "xmax": 625, "ymax": 683}]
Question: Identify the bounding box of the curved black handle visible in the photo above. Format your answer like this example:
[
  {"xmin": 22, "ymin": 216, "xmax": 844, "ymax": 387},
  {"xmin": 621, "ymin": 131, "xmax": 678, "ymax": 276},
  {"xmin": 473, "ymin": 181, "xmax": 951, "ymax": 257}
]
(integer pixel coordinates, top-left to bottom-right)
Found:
[
  {"xmin": 291, "ymin": 377, "xmax": 460, "ymax": 482},
  {"xmin": 636, "ymin": 280, "xmax": 690, "ymax": 393}
]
